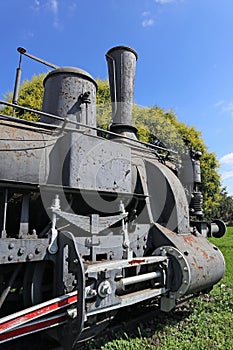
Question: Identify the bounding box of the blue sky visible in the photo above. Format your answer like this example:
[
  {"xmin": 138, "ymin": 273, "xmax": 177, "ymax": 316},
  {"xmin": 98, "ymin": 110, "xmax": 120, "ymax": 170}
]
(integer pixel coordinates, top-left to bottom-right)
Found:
[{"xmin": 0, "ymin": 0, "xmax": 233, "ymax": 194}]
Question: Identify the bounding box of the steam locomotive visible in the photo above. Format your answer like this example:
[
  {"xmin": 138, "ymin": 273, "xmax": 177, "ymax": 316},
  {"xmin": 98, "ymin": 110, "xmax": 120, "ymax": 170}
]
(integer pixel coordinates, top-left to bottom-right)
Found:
[{"xmin": 0, "ymin": 46, "xmax": 226, "ymax": 349}]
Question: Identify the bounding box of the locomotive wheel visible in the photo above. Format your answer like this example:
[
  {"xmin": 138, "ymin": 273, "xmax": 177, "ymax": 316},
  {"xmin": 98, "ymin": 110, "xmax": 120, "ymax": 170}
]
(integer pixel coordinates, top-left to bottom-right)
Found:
[{"xmin": 23, "ymin": 262, "xmax": 53, "ymax": 307}]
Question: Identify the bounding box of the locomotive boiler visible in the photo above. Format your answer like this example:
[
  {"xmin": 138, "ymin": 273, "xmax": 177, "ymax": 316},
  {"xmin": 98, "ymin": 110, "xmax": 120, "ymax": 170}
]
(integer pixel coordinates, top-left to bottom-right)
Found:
[{"xmin": 0, "ymin": 46, "xmax": 226, "ymax": 349}]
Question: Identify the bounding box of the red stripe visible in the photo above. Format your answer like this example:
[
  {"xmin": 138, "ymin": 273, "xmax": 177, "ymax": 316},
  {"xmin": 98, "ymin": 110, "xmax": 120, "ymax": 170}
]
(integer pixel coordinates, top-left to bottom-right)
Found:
[
  {"xmin": 0, "ymin": 315, "xmax": 67, "ymax": 341},
  {"xmin": 0, "ymin": 294, "xmax": 77, "ymax": 333}
]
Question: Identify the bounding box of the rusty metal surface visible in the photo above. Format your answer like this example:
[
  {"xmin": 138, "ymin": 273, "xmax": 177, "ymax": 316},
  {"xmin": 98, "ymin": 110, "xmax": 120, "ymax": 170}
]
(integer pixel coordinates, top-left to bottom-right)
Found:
[
  {"xmin": 47, "ymin": 131, "xmax": 132, "ymax": 194},
  {"xmin": 106, "ymin": 46, "xmax": 138, "ymax": 136},
  {"xmin": 0, "ymin": 120, "xmax": 56, "ymax": 184},
  {"xmin": 41, "ymin": 67, "xmax": 97, "ymax": 133},
  {"xmin": 0, "ymin": 45, "xmax": 227, "ymax": 347},
  {"xmin": 154, "ymin": 223, "xmax": 225, "ymax": 294}
]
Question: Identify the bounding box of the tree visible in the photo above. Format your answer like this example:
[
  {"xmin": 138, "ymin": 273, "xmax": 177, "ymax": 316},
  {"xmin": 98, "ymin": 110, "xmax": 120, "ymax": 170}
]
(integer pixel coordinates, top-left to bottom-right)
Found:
[
  {"xmin": 213, "ymin": 188, "xmax": 233, "ymax": 224},
  {"xmin": 1, "ymin": 73, "xmax": 223, "ymax": 219},
  {"xmin": 2, "ymin": 74, "xmax": 46, "ymax": 121}
]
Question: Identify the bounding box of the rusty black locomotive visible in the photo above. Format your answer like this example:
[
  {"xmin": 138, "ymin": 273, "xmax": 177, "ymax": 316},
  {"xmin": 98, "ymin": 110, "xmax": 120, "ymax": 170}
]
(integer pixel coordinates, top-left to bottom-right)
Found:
[{"xmin": 0, "ymin": 46, "xmax": 226, "ymax": 348}]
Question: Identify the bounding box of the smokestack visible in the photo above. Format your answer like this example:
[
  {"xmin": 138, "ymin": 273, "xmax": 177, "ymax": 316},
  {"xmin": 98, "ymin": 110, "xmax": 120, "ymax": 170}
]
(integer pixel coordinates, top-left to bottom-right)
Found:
[{"xmin": 106, "ymin": 46, "xmax": 138, "ymax": 139}]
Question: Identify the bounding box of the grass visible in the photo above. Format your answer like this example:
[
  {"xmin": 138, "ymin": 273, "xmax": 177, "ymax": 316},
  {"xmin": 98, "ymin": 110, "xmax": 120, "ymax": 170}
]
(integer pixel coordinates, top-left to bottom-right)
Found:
[{"xmin": 83, "ymin": 227, "xmax": 233, "ymax": 350}]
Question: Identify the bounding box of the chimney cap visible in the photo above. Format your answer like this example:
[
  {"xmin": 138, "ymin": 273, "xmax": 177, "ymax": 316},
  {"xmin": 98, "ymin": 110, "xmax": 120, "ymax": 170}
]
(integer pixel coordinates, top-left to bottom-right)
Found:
[
  {"xmin": 43, "ymin": 66, "xmax": 97, "ymax": 88},
  {"xmin": 106, "ymin": 45, "xmax": 138, "ymax": 60}
]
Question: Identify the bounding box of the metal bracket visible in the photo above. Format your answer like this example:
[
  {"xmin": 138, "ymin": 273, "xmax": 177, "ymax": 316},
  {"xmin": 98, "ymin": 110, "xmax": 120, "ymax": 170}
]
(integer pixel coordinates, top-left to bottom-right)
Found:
[
  {"xmin": 19, "ymin": 193, "xmax": 30, "ymax": 238},
  {"xmin": 48, "ymin": 195, "xmax": 60, "ymax": 255},
  {"xmin": 119, "ymin": 201, "xmax": 132, "ymax": 259}
]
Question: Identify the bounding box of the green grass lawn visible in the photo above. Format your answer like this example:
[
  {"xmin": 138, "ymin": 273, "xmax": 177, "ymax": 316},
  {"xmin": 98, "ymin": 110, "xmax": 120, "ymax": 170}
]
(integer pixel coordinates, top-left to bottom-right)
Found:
[{"xmin": 84, "ymin": 227, "xmax": 233, "ymax": 350}]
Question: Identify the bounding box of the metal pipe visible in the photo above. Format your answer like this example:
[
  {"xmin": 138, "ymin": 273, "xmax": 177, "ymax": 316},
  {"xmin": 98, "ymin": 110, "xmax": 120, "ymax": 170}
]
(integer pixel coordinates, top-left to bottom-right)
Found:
[
  {"xmin": 12, "ymin": 51, "xmax": 23, "ymax": 116},
  {"xmin": 120, "ymin": 271, "xmax": 161, "ymax": 288},
  {"xmin": 17, "ymin": 47, "xmax": 59, "ymax": 69},
  {"xmin": 1, "ymin": 189, "xmax": 8, "ymax": 238},
  {"xmin": 12, "ymin": 64, "xmax": 22, "ymax": 104}
]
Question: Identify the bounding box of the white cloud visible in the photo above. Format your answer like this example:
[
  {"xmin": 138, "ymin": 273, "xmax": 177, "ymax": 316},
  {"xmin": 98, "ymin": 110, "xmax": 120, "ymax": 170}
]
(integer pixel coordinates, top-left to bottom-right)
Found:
[
  {"xmin": 142, "ymin": 18, "xmax": 155, "ymax": 27},
  {"xmin": 22, "ymin": 30, "xmax": 35, "ymax": 40},
  {"xmin": 33, "ymin": 0, "xmax": 58, "ymax": 13},
  {"xmin": 223, "ymin": 103, "xmax": 233, "ymax": 116},
  {"xmin": 32, "ymin": 0, "xmax": 61, "ymax": 28},
  {"xmin": 220, "ymin": 153, "xmax": 233, "ymax": 166},
  {"xmin": 31, "ymin": 0, "xmax": 78, "ymax": 28},
  {"xmin": 141, "ymin": 11, "xmax": 154, "ymax": 27},
  {"xmin": 32, "ymin": 0, "xmax": 40, "ymax": 11},
  {"xmin": 49, "ymin": 0, "xmax": 58, "ymax": 15},
  {"xmin": 215, "ymin": 100, "xmax": 233, "ymax": 117},
  {"xmin": 154, "ymin": 0, "xmax": 176, "ymax": 4},
  {"xmin": 221, "ymin": 170, "xmax": 233, "ymax": 181},
  {"xmin": 47, "ymin": 0, "xmax": 59, "ymax": 28},
  {"xmin": 219, "ymin": 153, "xmax": 233, "ymax": 194},
  {"xmin": 142, "ymin": 11, "xmax": 151, "ymax": 17},
  {"xmin": 68, "ymin": 1, "xmax": 78, "ymax": 12}
]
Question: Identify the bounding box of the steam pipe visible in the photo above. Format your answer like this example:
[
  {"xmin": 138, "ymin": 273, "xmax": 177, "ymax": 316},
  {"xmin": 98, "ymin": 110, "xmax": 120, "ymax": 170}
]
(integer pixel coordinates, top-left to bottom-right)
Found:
[
  {"xmin": 17, "ymin": 47, "xmax": 59, "ymax": 69},
  {"xmin": 12, "ymin": 53, "xmax": 22, "ymax": 105},
  {"xmin": 12, "ymin": 47, "xmax": 59, "ymax": 115}
]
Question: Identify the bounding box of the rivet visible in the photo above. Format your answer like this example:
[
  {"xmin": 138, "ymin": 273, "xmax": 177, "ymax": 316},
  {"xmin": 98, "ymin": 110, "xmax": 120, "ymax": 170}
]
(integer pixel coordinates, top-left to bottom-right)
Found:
[
  {"xmin": 8, "ymin": 243, "xmax": 14, "ymax": 250},
  {"xmin": 8, "ymin": 255, "xmax": 14, "ymax": 261},
  {"xmin": 184, "ymin": 267, "xmax": 188, "ymax": 271},
  {"xmin": 27, "ymin": 253, "xmax": 33, "ymax": 260},
  {"xmin": 35, "ymin": 247, "xmax": 41, "ymax": 254},
  {"xmin": 18, "ymin": 248, "xmax": 25, "ymax": 256}
]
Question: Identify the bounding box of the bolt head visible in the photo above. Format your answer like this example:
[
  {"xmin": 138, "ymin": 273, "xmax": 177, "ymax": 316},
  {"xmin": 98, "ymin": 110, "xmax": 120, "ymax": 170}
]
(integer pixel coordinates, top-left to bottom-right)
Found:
[
  {"xmin": 35, "ymin": 247, "xmax": 41, "ymax": 254},
  {"xmin": 8, "ymin": 243, "xmax": 14, "ymax": 249},
  {"xmin": 18, "ymin": 248, "xmax": 25, "ymax": 256}
]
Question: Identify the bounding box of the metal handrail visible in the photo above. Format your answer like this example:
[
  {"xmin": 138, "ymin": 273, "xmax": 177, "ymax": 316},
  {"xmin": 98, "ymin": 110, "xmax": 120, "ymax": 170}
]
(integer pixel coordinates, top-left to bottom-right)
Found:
[{"xmin": 0, "ymin": 100, "xmax": 177, "ymax": 155}]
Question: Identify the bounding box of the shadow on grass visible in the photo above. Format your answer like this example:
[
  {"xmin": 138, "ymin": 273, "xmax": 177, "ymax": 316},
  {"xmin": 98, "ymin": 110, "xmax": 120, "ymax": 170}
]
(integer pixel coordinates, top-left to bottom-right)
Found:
[{"xmin": 79, "ymin": 301, "xmax": 192, "ymax": 350}]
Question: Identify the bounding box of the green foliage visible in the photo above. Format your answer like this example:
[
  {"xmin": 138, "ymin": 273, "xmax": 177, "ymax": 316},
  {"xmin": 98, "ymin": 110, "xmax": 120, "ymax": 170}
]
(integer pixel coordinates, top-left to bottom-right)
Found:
[
  {"xmin": 2, "ymin": 73, "xmax": 45, "ymax": 121},
  {"xmin": 95, "ymin": 78, "xmax": 112, "ymax": 133},
  {"xmin": 96, "ymin": 79, "xmax": 111, "ymax": 105},
  {"xmin": 133, "ymin": 105, "xmax": 184, "ymax": 149},
  {"xmin": 213, "ymin": 188, "xmax": 233, "ymax": 224},
  {"xmin": 209, "ymin": 226, "xmax": 233, "ymax": 287},
  {"xmin": 131, "ymin": 104, "xmax": 222, "ymax": 218}
]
